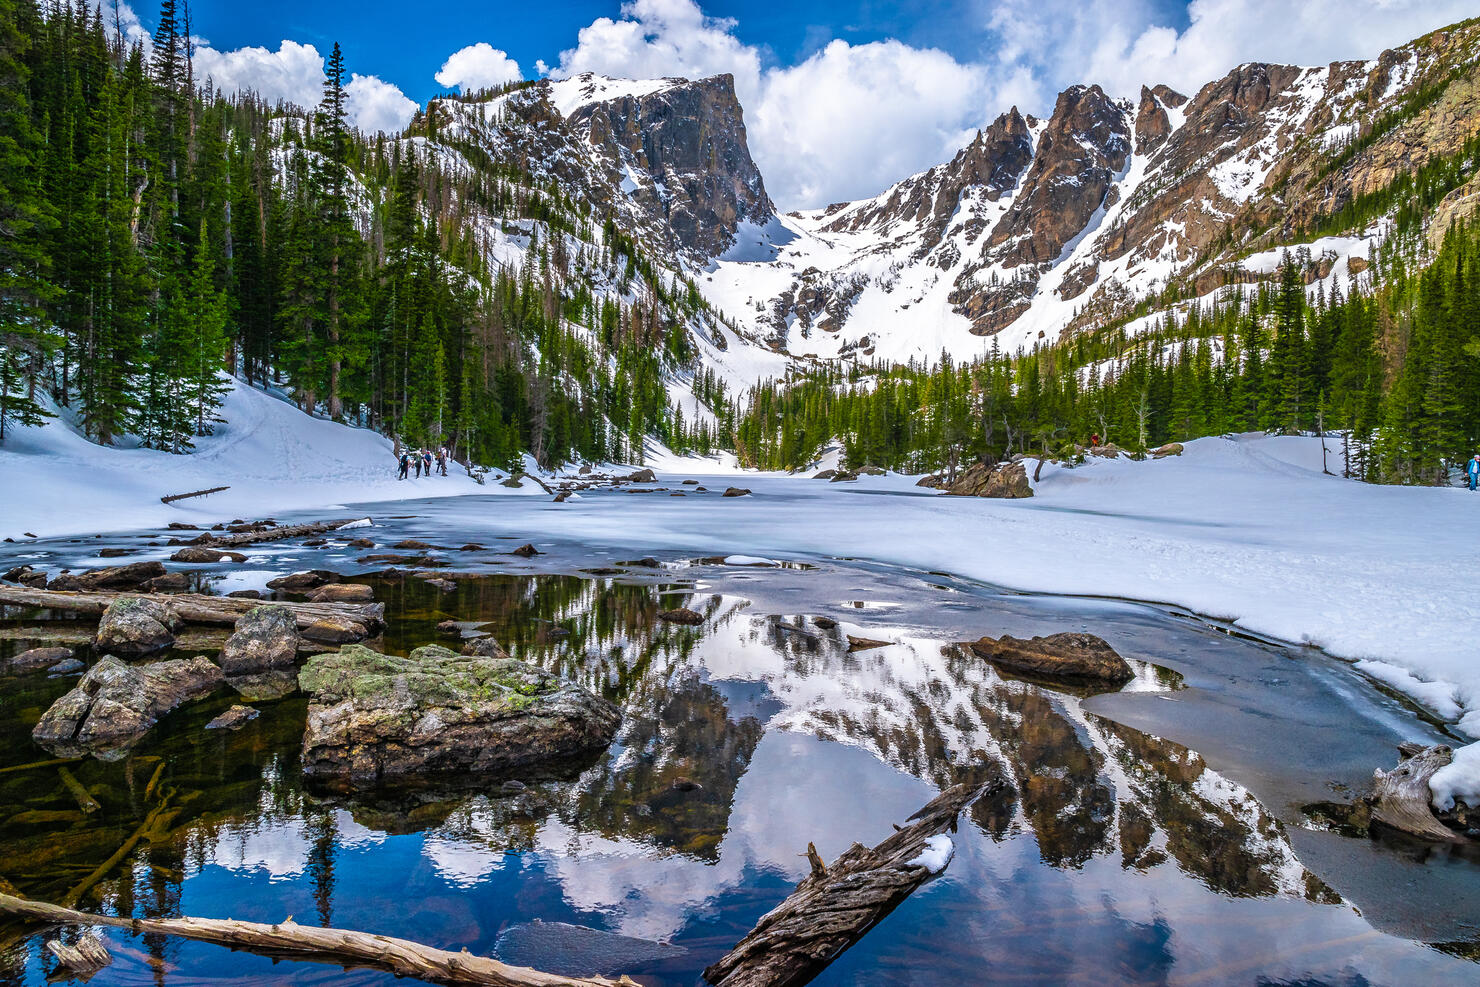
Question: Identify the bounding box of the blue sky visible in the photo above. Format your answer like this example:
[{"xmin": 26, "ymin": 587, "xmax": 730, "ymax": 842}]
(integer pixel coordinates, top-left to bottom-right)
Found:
[
  {"xmin": 138, "ymin": 0, "xmax": 1472, "ymax": 209},
  {"xmin": 180, "ymin": 0, "xmax": 1176, "ymax": 102}
]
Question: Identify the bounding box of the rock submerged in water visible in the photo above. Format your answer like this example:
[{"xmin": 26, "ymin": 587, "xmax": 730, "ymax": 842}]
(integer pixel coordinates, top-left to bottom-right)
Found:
[
  {"xmin": 33, "ymin": 655, "xmax": 223, "ymax": 758},
  {"xmin": 297, "ymin": 644, "xmax": 621, "ymax": 786},
  {"xmin": 96, "ymin": 596, "xmax": 182, "ymax": 656},
  {"xmin": 657, "ymin": 608, "xmax": 704, "ymax": 625},
  {"xmin": 968, "ymin": 632, "xmax": 1133, "ymax": 684},
  {"xmin": 220, "ymin": 605, "xmax": 300, "ymax": 676},
  {"xmin": 206, "ymin": 704, "xmax": 260, "ymax": 731},
  {"xmin": 8, "ymin": 647, "xmax": 75, "ymax": 673}
]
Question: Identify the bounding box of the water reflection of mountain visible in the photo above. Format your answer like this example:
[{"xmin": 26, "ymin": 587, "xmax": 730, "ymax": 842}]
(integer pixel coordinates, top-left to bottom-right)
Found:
[{"xmin": 0, "ymin": 572, "xmax": 1347, "ymax": 979}]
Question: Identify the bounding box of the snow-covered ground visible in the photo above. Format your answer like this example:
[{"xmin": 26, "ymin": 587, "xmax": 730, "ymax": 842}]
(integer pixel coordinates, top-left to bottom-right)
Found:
[
  {"xmin": 0, "ymin": 378, "xmax": 542, "ymax": 539},
  {"xmin": 3, "ymin": 390, "xmax": 1479, "ymax": 803}
]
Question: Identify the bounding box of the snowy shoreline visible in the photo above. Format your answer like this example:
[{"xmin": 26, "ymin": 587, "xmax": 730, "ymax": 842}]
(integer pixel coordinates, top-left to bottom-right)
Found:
[{"xmin": 4, "ymin": 377, "xmax": 1480, "ymax": 796}]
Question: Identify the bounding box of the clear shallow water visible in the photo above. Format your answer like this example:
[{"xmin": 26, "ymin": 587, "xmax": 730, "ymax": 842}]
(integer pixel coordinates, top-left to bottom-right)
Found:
[{"xmin": 0, "ymin": 505, "xmax": 1478, "ymax": 984}]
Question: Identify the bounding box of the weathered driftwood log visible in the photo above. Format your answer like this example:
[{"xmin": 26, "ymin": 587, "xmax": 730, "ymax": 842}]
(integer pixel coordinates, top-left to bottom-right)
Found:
[
  {"xmin": 1371, "ymin": 743, "xmax": 1468, "ymax": 843},
  {"xmin": 0, "ymin": 586, "xmax": 383, "ymax": 634},
  {"xmin": 45, "ymin": 933, "xmax": 112, "ymax": 974},
  {"xmin": 160, "ymin": 486, "xmax": 230, "ymax": 504},
  {"xmin": 703, "ymin": 780, "xmax": 1000, "ymax": 987},
  {"xmin": 202, "ymin": 518, "xmax": 361, "ymax": 548},
  {"xmin": 0, "ymin": 893, "xmax": 626, "ymax": 987}
]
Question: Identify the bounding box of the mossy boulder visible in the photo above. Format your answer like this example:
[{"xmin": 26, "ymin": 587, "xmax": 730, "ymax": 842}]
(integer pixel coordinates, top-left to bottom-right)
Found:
[{"xmin": 298, "ymin": 644, "xmax": 621, "ymax": 787}]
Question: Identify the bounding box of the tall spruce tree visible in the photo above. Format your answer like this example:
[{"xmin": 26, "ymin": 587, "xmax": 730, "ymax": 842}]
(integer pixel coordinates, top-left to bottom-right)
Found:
[{"xmin": 0, "ymin": 0, "xmax": 57, "ymax": 441}]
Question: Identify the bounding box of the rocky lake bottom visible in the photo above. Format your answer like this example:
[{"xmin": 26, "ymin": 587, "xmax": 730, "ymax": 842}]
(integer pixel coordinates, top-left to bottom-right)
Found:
[{"xmin": 1, "ymin": 493, "xmax": 1479, "ymax": 985}]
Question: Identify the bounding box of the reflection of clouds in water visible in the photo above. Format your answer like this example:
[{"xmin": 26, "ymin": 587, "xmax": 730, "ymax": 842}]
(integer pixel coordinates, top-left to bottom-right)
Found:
[
  {"xmin": 421, "ymin": 799, "xmax": 520, "ymax": 888},
  {"xmin": 423, "ymin": 838, "xmax": 507, "ymax": 888},
  {"xmin": 334, "ymin": 809, "xmax": 386, "ymax": 849},
  {"xmin": 540, "ymin": 733, "xmax": 932, "ymax": 942},
  {"xmin": 203, "ymin": 809, "xmax": 385, "ymax": 881},
  {"xmin": 203, "ymin": 568, "xmax": 282, "ymax": 594},
  {"xmin": 208, "ymin": 819, "xmax": 310, "ymax": 880}
]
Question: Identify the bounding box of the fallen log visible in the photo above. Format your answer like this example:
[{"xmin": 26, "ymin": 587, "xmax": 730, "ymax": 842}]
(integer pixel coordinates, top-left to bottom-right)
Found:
[
  {"xmin": 1370, "ymin": 743, "xmax": 1468, "ymax": 843},
  {"xmin": 703, "ymin": 780, "xmax": 1000, "ymax": 987},
  {"xmin": 202, "ymin": 518, "xmax": 361, "ymax": 548},
  {"xmin": 160, "ymin": 486, "xmax": 230, "ymax": 505},
  {"xmin": 0, "ymin": 893, "xmax": 625, "ymax": 987},
  {"xmin": 0, "ymin": 586, "xmax": 384, "ymax": 634}
]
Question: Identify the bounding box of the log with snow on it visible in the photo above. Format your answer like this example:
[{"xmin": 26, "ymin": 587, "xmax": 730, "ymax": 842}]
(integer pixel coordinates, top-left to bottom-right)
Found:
[{"xmin": 703, "ymin": 779, "xmax": 1004, "ymax": 987}]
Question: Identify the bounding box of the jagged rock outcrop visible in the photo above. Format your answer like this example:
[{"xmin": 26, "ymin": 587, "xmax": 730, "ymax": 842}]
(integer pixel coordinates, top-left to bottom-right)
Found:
[
  {"xmin": 33, "ymin": 655, "xmax": 223, "ymax": 758},
  {"xmin": 987, "ymin": 85, "xmax": 1133, "ymax": 268},
  {"xmin": 298, "ymin": 644, "xmax": 621, "ymax": 786},
  {"xmin": 554, "ymin": 72, "xmax": 775, "ymax": 258}
]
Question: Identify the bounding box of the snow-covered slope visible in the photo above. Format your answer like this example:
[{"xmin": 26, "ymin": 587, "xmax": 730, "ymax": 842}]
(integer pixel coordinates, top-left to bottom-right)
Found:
[
  {"xmin": 692, "ymin": 20, "xmax": 1480, "ymax": 366},
  {"xmin": 0, "ymin": 378, "xmax": 542, "ymax": 539}
]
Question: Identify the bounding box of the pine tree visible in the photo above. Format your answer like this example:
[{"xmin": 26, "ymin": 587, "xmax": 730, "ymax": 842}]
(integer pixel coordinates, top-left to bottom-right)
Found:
[{"xmin": 0, "ymin": 0, "xmax": 58, "ymax": 442}]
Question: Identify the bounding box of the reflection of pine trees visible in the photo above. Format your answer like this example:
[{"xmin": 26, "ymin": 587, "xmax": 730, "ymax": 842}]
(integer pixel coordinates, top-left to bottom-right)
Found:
[{"xmin": 568, "ymin": 670, "xmax": 764, "ymax": 861}]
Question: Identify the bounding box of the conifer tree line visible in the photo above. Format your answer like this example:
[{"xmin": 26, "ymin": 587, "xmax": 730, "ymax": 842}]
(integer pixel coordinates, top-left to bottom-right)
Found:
[
  {"xmin": 733, "ymin": 216, "xmax": 1480, "ymax": 486},
  {"xmin": 0, "ymin": 0, "xmax": 719, "ymax": 468}
]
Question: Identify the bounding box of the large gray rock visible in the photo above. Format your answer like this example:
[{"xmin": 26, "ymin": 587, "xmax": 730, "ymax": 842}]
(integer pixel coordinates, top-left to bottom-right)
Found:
[
  {"xmin": 33, "ymin": 655, "xmax": 223, "ymax": 759},
  {"xmin": 220, "ymin": 606, "xmax": 301, "ymax": 675},
  {"xmin": 95, "ymin": 597, "xmax": 182, "ymax": 656},
  {"xmin": 298, "ymin": 644, "xmax": 621, "ymax": 786}
]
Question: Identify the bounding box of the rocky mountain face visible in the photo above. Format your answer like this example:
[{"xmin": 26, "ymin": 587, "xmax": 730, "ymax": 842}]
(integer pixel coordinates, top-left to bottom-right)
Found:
[
  {"xmin": 410, "ymin": 19, "xmax": 1477, "ymax": 373},
  {"xmin": 430, "ymin": 72, "xmax": 775, "ymax": 265},
  {"xmin": 560, "ymin": 73, "xmax": 774, "ymax": 258},
  {"xmin": 694, "ymin": 17, "xmax": 1480, "ymax": 364}
]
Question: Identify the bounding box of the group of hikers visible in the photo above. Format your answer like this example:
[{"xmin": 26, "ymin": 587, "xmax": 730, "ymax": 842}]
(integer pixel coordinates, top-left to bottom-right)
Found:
[{"xmin": 398, "ymin": 446, "xmax": 450, "ymax": 480}]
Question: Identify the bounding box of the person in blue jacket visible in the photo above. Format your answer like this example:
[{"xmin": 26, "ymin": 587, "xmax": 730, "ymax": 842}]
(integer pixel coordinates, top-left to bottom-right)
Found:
[{"xmin": 1468, "ymin": 453, "xmax": 1480, "ymax": 491}]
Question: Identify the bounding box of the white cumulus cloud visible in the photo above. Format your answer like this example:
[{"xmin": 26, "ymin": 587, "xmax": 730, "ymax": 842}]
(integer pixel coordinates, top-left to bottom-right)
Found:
[
  {"xmin": 435, "ymin": 43, "xmax": 523, "ymax": 93},
  {"xmin": 346, "ymin": 72, "xmax": 419, "ymax": 133},
  {"xmin": 192, "ymin": 38, "xmax": 416, "ymax": 134}
]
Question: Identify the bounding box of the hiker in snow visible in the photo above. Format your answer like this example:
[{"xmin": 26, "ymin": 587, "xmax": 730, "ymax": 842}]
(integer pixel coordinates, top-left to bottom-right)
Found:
[
  {"xmin": 1468, "ymin": 453, "xmax": 1479, "ymax": 491},
  {"xmin": 423, "ymin": 449, "xmax": 433, "ymax": 477},
  {"xmin": 398, "ymin": 452, "xmax": 410, "ymax": 481},
  {"xmin": 414, "ymin": 451, "xmax": 423, "ymax": 478},
  {"xmin": 438, "ymin": 447, "xmax": 449, "ymax": 476},
  {"xmin": 1090, "ymin": 433, "xmax": 1101, "ymax": 448}
]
